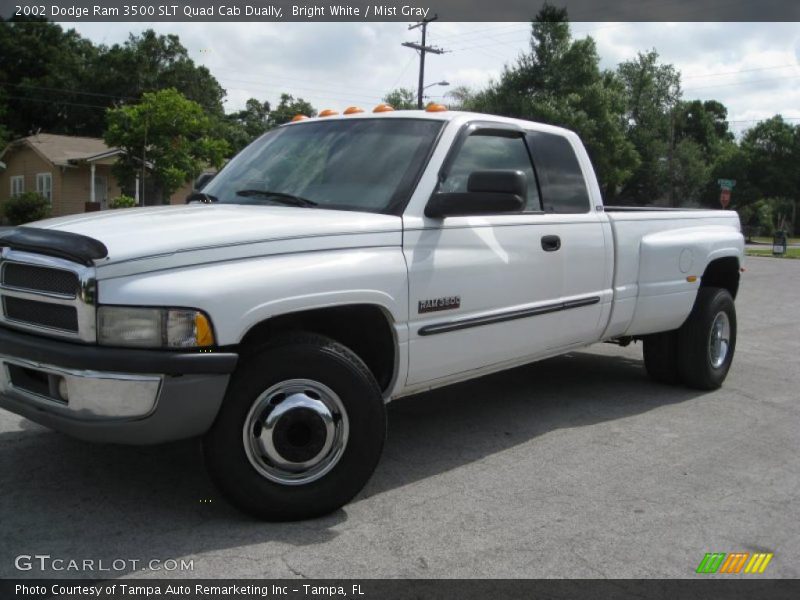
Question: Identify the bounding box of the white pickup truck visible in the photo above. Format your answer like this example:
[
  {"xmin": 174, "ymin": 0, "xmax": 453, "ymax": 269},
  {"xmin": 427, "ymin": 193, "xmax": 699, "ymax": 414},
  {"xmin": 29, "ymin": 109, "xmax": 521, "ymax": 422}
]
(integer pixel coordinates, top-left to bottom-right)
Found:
[{"xmin": 0, "ymin": 109, "xmax": 744, "ymax": 520}]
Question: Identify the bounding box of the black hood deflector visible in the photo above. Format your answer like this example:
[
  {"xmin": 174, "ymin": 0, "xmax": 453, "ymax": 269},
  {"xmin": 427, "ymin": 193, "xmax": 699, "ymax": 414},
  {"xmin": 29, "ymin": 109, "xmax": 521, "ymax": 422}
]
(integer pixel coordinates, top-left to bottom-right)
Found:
[{"xmin": 0, "ymin": 227, "xmax": 108, "ymax": 266}]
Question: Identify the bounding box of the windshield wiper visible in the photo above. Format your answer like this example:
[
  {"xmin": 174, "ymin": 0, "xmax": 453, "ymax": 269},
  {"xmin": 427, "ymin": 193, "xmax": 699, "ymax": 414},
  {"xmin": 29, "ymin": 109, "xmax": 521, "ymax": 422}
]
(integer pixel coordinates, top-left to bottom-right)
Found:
[{"xmin": 236, "ymin": 189, "xmax": 318, "ymax": 207}]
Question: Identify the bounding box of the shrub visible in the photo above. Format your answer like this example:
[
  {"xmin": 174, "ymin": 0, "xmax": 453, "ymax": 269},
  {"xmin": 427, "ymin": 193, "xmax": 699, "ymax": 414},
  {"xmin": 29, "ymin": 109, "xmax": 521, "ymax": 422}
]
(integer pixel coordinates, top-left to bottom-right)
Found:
[
  {"xmin": 109, "ymin": 194, "xmax": 137, "ymax": 209},
  {"xmin": 3, "ymin": 192, "xmax": 51, "ymax": 225}
]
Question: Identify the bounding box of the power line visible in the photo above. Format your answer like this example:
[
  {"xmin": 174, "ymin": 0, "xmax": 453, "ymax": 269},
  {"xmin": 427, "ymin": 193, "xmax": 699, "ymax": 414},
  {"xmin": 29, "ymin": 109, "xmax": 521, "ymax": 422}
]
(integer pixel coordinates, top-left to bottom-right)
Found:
[
  {"xmin": 684, "ymin": 74, "xmax": 800, "ymax": 92},
  {"xmin": 682, "ymin": 63, "xmax": 799, "ymax": 80},
  {"xmin": 1, "ymin": 82, "xmax": 135, "ymax": 102},
  {"xmin": 402, "ymin": 15, "xmax": 448, "ymax": 109},
  {"xmin": 3, "ymin": 94, "xmax": 108, "ymax": 110}
]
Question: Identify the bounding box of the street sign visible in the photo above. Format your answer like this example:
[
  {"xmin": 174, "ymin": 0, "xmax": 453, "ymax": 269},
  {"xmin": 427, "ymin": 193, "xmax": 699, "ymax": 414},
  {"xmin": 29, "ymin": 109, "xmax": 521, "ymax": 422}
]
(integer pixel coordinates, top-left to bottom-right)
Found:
[
  {"xmin": 720, "ymin": 189, "xmax": 731, "ymax": 209},
  {"xmin": 717, "ymin": 178, "xmax": 736, "ymax": 190}
]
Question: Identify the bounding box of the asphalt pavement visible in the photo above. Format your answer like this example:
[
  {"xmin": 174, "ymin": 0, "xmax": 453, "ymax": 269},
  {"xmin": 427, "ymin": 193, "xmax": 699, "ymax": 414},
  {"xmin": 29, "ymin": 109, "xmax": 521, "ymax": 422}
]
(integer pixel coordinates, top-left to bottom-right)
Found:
[{"xmin": 0, "ymin": 256, "xmax": 798, "ymax": 579}]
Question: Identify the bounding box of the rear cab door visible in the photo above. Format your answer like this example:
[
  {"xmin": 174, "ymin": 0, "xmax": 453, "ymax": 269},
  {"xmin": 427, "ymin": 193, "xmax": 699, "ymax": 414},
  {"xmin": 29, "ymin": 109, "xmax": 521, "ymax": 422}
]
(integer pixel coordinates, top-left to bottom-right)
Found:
[{"xmin": 525, "ymin": 130, "xmax": 614, "ymax": 347}]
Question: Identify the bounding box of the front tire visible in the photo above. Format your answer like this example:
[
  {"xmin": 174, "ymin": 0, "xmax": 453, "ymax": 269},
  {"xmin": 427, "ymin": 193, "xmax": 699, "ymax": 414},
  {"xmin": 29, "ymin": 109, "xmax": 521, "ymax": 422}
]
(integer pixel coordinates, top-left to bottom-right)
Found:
[
  {"xmin": 203, "ymin": 333, "xmax": 386, "ymax": 520},
  {"xmin": 677, "ymin": 287, "xmax": 737, "ymax": 390}
]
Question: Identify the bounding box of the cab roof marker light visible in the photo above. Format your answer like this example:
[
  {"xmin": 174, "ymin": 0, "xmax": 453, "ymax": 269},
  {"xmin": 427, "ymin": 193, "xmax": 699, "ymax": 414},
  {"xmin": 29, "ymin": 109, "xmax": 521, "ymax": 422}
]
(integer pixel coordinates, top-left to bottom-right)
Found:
[
  {"xmin": 426, "ymin": 103, "xmax": 448, "ymax": 113},
  {"xmin": 344, "ymin": 106, "xmax": 364, "ymax": 115},
  {"xmin": 319, "ymin": 109, "xmax": 339, "ymax": 117},
  {"xmin": 373, "ymin": 103, "xmax": 395, "ymax": 113},
  {"xmin": 291, "ymin": 114, "xmax": 309, "ymax": 122}
]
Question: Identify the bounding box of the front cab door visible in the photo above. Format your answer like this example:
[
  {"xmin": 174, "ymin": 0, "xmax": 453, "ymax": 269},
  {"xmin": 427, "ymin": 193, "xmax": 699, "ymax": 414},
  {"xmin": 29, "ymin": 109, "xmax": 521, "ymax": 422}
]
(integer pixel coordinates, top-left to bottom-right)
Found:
[{"xmin": 404, "ymin": 123, "xmax": 565, "ymax": 386}]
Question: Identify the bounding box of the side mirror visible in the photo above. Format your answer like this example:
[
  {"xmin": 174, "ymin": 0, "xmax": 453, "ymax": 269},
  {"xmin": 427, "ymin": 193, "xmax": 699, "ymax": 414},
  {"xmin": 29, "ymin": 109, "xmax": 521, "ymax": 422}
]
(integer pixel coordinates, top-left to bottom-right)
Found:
[
  {"xmin": 425, "ymin": 170, "xmax": 526, "ymax": 218},
  {"xmin": 194, "ymin": 172, "xmax": 216, "ymax": 191}
]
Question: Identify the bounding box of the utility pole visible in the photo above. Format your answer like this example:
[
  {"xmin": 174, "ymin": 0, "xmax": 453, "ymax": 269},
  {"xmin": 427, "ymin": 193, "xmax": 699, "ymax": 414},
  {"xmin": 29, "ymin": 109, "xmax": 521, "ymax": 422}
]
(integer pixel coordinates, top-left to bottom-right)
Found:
[{"xmin": 402, "ymin": 15, "xmax": 446, "ymax": 109}]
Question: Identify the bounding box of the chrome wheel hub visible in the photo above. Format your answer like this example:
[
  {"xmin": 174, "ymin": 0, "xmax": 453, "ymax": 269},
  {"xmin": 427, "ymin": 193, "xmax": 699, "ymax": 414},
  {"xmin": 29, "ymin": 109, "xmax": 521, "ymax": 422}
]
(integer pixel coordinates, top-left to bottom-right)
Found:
[
  {"xmin": 243, "ymin": 379, "xmax": 349, "ymax": 485},
  {"xmin": 708, "ymin": 311, "xmax": 731, "ymax": 369}
]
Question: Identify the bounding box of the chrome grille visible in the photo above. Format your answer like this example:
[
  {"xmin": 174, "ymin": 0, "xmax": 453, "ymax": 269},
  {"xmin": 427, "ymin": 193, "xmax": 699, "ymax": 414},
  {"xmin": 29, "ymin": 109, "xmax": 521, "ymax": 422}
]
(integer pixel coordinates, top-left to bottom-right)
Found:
[{"xmin": 0, "ymin": 248, "xmax": 96, "ymax": 342}]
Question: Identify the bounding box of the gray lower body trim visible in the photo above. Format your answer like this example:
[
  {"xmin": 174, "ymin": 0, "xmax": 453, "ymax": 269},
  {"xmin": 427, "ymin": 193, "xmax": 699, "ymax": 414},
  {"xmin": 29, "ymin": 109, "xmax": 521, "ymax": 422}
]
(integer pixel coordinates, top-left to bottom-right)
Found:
[
  {"xmin": 0, "ymin": 373, "xmax": 230, "ymax": 445},
  {"xmin": 418, "ymin": 296, "xmax": 601, "ymax": 336}
]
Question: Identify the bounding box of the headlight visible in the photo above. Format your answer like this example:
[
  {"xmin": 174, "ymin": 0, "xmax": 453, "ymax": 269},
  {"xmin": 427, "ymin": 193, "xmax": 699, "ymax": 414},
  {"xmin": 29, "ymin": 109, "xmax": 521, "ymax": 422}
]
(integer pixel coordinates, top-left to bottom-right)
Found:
[{"xmin": 97, "ymin": 306, "xmax": 215, "ymax": 349}]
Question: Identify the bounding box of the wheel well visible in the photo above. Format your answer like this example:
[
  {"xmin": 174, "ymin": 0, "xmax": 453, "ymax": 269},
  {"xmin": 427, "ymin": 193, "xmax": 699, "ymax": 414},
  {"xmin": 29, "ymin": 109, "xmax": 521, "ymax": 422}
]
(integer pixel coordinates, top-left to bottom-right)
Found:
[
  {"xmin": 239, "ymin": 305, "xmax": 397, "ymax": 394},
  {"xmin": 701, "ymin": 257, "xmax": 740, "ymax": 298}
]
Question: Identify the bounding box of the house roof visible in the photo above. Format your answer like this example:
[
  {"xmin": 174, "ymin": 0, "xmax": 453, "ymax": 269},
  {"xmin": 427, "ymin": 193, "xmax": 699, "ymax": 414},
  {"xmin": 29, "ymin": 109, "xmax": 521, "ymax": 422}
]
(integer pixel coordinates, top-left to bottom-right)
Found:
[{"xmin": 0, "ymin": 133, "xmax": 123, "ymax": 167}]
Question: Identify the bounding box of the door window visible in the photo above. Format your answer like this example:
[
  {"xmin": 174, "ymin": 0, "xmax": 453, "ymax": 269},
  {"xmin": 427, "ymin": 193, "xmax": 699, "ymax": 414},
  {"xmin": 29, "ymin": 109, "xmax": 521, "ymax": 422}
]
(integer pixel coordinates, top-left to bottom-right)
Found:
[
  {"xmin": 526, "ymin": 131, "xmax": 591, "ymax": 214},
  {"xmin": 441, "ymin": 133, "xmax": 541, "ymax": 211}
]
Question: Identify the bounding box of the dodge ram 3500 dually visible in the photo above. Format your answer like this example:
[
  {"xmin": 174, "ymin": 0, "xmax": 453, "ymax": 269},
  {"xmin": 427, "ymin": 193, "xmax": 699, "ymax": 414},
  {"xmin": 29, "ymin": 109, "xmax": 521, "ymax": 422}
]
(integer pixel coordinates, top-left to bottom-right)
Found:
[{"xmin": 0, "ymin": 109, "xmax": 744, "ymax": 520}]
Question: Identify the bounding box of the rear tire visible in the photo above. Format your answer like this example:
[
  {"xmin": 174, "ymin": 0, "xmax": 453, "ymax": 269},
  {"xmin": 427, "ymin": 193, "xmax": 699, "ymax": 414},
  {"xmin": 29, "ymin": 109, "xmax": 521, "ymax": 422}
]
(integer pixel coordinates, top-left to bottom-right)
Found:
[
  {"xmin": 643, "ymin": 331, "xmax": 680, "ymax": 384},
  {"xmin": 677, "ymin": 287, "xmax": 737, "ymax": 390},
  {"xmin": 203, "ymin": 333, "xmax": 386, "ymax": 521}
]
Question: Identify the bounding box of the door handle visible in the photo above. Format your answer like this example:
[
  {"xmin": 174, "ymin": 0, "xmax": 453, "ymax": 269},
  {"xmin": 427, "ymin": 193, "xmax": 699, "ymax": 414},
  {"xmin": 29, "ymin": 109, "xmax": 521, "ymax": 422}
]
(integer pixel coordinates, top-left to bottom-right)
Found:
[{"xmin": 541, "ymin": 235, "xmax": 561, "ymax": 252}]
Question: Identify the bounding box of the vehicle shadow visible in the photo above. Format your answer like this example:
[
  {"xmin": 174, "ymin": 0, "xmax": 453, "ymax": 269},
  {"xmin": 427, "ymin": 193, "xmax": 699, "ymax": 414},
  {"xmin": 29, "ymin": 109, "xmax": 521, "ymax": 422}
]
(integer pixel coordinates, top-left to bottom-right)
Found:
[{"xmin": 0, "ymin": 349, "xmax": 704, "ymax": 578}]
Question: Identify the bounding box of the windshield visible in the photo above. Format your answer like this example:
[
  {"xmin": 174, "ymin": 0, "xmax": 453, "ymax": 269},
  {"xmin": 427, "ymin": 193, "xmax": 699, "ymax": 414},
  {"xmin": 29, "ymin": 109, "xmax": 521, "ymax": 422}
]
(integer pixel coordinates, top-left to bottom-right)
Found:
[{"xmin": 203, "ymin": 118, "xmax": 443, "ymax": 214}]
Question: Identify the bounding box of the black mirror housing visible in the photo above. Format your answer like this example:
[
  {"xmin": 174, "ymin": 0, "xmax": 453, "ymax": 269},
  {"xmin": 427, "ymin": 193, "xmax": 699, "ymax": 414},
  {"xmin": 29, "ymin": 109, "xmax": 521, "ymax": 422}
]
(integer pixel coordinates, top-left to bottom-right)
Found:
[{"xmin": 425, "ymin": 170, "xmax": 526, "ymax": 218}]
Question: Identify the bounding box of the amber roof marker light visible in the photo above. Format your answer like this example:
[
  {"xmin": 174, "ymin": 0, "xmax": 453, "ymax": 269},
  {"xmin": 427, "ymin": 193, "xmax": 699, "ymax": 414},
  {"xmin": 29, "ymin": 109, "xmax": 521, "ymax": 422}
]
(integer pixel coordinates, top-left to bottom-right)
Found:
[
  {"xmin": 344, "ymin": 106, "xmax": 364, "ymax": 115},
  {"xmin": 425, "ymin": 103, "xmax": 448, "ymax": 113},
  {"xmin": 318, "ymin": 109, "xmax": 339, "ymax": 117},
  {"xmin": 291, "ymin": 114, "xmax": 309, "ymax": 122},
  {"xmin": 373, "ymin": 103, "xmax": 395, "ymax": 113}
]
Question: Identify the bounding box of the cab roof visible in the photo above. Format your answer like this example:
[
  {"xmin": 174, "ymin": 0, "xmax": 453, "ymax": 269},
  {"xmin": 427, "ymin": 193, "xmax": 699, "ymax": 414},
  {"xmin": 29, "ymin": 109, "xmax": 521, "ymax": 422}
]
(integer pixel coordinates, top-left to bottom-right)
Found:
[{"xmin": 284, "ymin": 109, "xmax": 577, "ymax": 139}]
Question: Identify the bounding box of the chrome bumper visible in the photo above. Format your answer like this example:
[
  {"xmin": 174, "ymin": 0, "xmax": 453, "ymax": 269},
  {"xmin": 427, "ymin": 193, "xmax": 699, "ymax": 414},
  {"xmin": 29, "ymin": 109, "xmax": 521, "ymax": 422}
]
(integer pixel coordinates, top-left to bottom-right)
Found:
[
  {"xmin": 0, "ymin": 326, "xmax": 237, "ymax": 444},
  {"xmin": 0, "ymin": 355, "xmax": 162, "ymax": 420}
]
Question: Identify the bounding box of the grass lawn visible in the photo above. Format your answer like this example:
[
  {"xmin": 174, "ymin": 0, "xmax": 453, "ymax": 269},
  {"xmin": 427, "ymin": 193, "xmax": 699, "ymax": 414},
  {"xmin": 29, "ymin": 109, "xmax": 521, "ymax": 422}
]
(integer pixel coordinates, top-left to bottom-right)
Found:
[
  {"xmin": 750, "ymin": 236, "xmax": 800, "ymax": 245},
  {"xmin": 745, "ymin": 247, "xmax": 800, "ymax": 259}
]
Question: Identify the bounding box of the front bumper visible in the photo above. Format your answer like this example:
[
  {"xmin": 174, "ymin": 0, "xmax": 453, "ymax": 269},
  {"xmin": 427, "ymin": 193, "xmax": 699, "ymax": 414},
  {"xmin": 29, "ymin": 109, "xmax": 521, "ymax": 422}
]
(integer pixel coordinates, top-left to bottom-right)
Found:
[{"xmin": 0, "ymin": 326, "xmax": 238, "ymax": 444}]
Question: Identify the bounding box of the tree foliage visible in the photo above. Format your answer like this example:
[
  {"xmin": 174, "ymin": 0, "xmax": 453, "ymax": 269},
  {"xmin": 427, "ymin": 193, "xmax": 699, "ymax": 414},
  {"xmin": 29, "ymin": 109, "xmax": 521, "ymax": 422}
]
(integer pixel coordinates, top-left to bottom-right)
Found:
[
  {"xmin": 462, "ymin": 5, "xmax": 639, "ymax": 199},
  {"xmin": 383, "ymin": 88, "xmax": 417, "ymax": 110},
  {"xmin": 268, "ymin": 93, "xmax": 317, "ymax": 127},
  {"xmin": 0, "ymin": 18, "xmax": 225, "ymax": 138},
  {"xmin": 104, "ymin": 88, "xmax": 228, "ymax": 199},
  {"xmin": 2, "ymin": 192, "xmax": 50, "ymax": 225}
]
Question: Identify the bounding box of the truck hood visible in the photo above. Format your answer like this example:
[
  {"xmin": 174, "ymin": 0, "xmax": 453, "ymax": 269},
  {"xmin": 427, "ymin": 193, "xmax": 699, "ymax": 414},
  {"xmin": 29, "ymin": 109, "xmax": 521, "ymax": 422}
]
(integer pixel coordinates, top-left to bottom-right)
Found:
[{"xmin": 30, "ymin": 205, "xmax": 402, "ymax": 268}]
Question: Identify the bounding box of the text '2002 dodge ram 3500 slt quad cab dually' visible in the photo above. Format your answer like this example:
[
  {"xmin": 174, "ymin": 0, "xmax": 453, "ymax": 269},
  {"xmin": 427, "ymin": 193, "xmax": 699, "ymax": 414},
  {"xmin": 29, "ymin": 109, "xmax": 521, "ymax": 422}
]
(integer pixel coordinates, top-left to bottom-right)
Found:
[{"xmin": 0, "ymin": 109, "xmax": 744, "ymax": 520}]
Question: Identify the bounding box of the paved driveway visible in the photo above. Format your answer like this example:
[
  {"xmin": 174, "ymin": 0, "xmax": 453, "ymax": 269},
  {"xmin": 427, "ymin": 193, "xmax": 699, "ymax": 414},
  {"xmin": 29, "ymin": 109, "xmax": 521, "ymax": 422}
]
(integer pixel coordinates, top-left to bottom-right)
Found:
[{"xmin": 1, "ymin": 257, "xmax": 798, "ymax": 579}]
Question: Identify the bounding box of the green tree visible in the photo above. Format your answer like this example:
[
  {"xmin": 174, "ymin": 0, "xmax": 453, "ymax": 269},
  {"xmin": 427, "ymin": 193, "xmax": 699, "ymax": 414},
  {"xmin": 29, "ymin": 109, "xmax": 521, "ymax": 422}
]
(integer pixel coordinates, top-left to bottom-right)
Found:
[
  {"xmin": 0, "ymin": 17, "xmax": 100, "ymax": 137},
  {"xmin": 444, "ymin": 86, "xmax": 475, "ymax": 110},
  {"xmin": 0, "ymin": 20, "xmax": 227, "ymax": 138},
  {"xmin": 268, "ymin": 93, "xmax": 316, "ymax": 127},
  {"xmin": 221, "ymin": 98, "xmax": 272, "ymax": 153},
  {"xmin": 94, "ymin": 30, "xmax": 226, "ymax": 118},
  {"xmin": 674, "ymin": 99, "xmax": 734, "ymax": 158},
  {"xmin": 464, "ymin": 5, "xmax": 638, "ymax": 199},
  {"xmin": 104, "ymin": 88, "xmax": 229, "ymax": 200},
  {"xmin": 382, "ymin": 88, "xmax": 417, "ymax": 110},
  {"xmin": 616, "ymin": 50, "xmax": 682, "ymax": 204},
  {"xmin": 0, "ymin": 91, "xmax": 9, "ymax": 148},
  {"xmin": 736, "ymin": 116, "xmax": 800, "ymax": 233}
]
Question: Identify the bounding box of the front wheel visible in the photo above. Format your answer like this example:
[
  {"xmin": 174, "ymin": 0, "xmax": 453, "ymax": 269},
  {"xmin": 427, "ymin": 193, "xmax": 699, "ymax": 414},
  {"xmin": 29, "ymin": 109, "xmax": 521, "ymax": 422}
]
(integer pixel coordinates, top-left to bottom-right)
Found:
[
  {"xmin": 677, "ymin": 287, "xmax": 737, "ymax": 390},
  {"xmin": 203, "ymin": 333, "xmax": 386, "ymax": 520}
]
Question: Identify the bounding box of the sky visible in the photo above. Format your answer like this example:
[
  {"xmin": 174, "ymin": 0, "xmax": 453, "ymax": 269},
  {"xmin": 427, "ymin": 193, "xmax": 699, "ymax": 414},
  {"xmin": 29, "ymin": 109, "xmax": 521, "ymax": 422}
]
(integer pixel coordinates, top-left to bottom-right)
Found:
[{"xmin": 66, "ymin": 21, "xmax": 800, "ymax": 136}]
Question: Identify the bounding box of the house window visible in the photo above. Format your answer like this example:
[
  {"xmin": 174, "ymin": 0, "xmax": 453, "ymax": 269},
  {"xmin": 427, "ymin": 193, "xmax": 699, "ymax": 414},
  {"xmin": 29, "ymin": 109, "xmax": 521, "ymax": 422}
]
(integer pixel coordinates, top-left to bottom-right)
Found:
[
  {"xmin": 36, "ymin": 173, "xmax": 53, "ymax": 203},
  {"xmin": 10, "ymin": 175, "xmax": 24, "ymax": 197}
]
